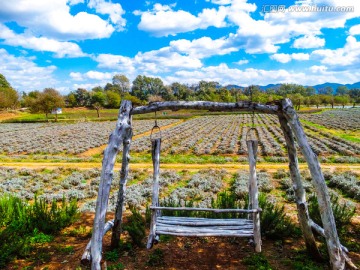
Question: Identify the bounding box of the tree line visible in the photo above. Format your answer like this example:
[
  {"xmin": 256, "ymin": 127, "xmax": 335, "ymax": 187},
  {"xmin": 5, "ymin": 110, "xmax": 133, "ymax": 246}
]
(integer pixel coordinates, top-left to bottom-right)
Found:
[{"xmin": 1, "ymin": 73, "xmax": 360, "ymax": 118}]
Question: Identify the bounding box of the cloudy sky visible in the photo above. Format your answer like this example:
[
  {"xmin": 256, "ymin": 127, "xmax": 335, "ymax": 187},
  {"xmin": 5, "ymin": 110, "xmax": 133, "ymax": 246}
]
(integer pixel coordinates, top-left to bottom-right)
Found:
[{"xmin": 0, "ymin": 0, "xmax": 359, "ymax": 93}]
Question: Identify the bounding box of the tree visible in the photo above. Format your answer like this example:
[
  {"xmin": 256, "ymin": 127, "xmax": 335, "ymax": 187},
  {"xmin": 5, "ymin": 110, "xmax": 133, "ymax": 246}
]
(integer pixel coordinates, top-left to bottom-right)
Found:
[
  {"xmin": 334, "ymin": 95, "xmax": 350, "ymax": 108},
  {"xmin": 131, "ymin": 75, "xmax": 165, "ymax": 101},
  {"xmin": 305, "ymin": 86, "xmax": 316, "ymax": 96},
  {"xmin": 90, "ymin": 91, "xmax": 106, "ymax": 117},
  {"xmin": 106, "ymin": 91, "xmax": 121, "ymax": 108},
  {"xmin": 66, "ymin": 92, "xmax": 77, "ymax": 107},
  {"xmin": 349, "ymin": 88, "xmax": 360, "ymax": 107},
  {"xmin": 74, "ymin": 88, "xmax": 90, "ymax": 107},
  {"xmin": 123, "ymin": 93, "xmax": 142, "ymax": 106},
  {"xmin": 0, "ymin": 87, "xmax": 19, "ymax": 109},
  {"xmin": 112, "ymin": 74, "xmax": 130, "ymax": 97},
  {"xmin": 171, "ymin": 82, "xmax": 193, "ymax": 100},
  {"xmin": 28, "ymin": 88, "xmax": 64, "ymax": 120},
  {"xmin": 0, "ymin": 73, "xmax": 19, "ymax": 109},
  {"xmin": 336, "ymin": 86, "xmax": 349, "ymax": 96},
  {"xmin": 309, "ymin": 95, "xmax": 321, "ymax": 108},
  {"xmin": 318, "ymin": 86, "xmax": 333, "ymax": 95}
]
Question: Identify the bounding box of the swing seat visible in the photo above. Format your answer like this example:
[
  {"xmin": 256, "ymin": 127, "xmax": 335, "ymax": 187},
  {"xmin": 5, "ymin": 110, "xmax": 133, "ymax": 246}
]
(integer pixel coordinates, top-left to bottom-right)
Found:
[
  {"xmin": 149, "ymin": 207, "xmax": 261, "ymax": 237},
  {"xmin": 147, "ymin": 126, "xmax": 261, "ymax": 252}
]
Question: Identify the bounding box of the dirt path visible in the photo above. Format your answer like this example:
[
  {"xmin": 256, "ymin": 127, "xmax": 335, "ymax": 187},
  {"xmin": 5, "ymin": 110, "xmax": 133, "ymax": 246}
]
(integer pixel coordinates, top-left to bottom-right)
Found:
[
  {"xmin": 78, "ymin": 120, "xmax": 185, "ymax": 157},
  {"xmin": 1, "ymin": 161, "xmax": 359, "ymax": 173}
]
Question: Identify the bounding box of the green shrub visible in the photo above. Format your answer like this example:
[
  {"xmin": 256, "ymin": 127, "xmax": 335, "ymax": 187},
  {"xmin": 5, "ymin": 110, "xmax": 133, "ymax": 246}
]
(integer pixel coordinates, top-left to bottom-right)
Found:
[
  {"xmin": 124, "ymin": 207, "xmax": 146, "ymax": 247},
  {"xmin": 107, "ymin": 262, "xmax": 125, "ymax": 270},
  {"xmin": 243, "ymin": 253, "xmax": 272, "ymax": 270},
  {"xmin": 147, "ymin": 248, "xmax": 164, "ymax": 267},
  {"xmin": 308, "ymin": 193, "xmax": 356, "ymax": 235},
  {"xmin": 0, "ymin": 194, "xmax": 79, "ymax": 268},
  {"xmin": 258, "ymin": 194, "xmax": 298, "ymax": 239},
  {"xmin": 105, "ymin": 249, "xmax": 120, "ymax": 262}
]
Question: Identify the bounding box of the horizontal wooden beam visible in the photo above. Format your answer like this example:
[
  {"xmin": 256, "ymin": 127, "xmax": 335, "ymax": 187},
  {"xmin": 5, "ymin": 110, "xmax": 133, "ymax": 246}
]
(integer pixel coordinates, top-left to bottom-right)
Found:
[
  {"xmin": 131, "ymin": 101, "xmax": 279, "ymax": 115},
  {"xmin": 150, "ymin": 206, "xmax": 262, "ymax": 213}
]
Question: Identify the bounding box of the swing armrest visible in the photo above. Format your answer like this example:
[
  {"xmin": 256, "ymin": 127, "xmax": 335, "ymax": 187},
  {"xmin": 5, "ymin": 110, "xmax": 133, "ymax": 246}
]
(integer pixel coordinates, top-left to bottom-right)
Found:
[{"xmin": 149, "ymin": 206, "xmax": 262, "ymax": 213}]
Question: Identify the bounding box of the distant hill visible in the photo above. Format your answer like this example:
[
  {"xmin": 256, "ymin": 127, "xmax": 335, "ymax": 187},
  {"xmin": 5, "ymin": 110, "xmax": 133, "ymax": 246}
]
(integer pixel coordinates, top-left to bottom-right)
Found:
[{"xmin": 225, "ymin": 82, "xmax": 360, "ymax": 93}]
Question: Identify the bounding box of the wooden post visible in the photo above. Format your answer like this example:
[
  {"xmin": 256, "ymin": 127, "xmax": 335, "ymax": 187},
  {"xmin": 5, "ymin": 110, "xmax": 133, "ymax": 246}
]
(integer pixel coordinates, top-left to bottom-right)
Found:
[
  {"xmin": 81, "ymin": 220, "xmax": 114, "ymax": 265},
  {"xmin": 147, "ymin": 138, "xmax": 161, "ymax": 249},
  {"xmin": 111, "ymin": 116, "xmax": 133, "ymax": 248},
  {"xmin": 247, "ymin": 140, "xmax": 261, "ymax": 253},
  {"xmin": 90, "ymin": 100, "xmax": 132, "ymax": 270},
  {"xmin": 278, "ymin": 114, "xmax": 321, "ymax": 259},
  {"xmin": 281, "ymin": 98, "xmax": 345, "ymax": 270}
]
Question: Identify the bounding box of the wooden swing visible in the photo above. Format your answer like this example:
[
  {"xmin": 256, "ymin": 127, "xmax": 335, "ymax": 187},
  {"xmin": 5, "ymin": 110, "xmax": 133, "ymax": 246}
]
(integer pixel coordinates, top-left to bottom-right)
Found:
[
  {"xmin": 146, "ymin": 113, "xmax": 261, "ymax": 252},
  {"xmin": 85, "ymin": 100, "xmax": 356, "ymax": 270}
]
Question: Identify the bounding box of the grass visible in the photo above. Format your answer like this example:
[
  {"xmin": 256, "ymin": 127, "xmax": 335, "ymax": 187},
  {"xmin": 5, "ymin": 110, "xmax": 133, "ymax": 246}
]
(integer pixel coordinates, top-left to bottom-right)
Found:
[{"xmin": 301, "ymin": 119, "xmax": 360, "ymax": 143}]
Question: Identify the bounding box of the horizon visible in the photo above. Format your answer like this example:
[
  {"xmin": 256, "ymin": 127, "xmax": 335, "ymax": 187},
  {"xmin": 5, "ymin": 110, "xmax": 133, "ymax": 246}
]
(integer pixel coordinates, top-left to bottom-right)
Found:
[{"xmin": 0, "ymin": 0, "xmax": 360, "ymax": 94}]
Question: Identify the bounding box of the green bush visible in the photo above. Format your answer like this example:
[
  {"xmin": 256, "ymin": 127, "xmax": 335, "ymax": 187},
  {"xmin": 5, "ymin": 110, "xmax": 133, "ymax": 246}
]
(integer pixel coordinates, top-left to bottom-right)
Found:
[
  {"xmin": 243, "ymin": 253, "xmax": 272, "ymax": 270},
  {"xmin": 147, "ymin": 248, "xmax": 164, "ymax": 267},
  {"xmin": 308, "ymin": 193, "xmax": 356, "ymax": 234},
  {"xmin": 0, "ymin": 194, "xmax": 79, "ymax": 268},
  {"xmin": 258, "ymin": 194, "xmax": 298, "ymax": 239},
  {"xmin": 124, "ymin": 207, "xmax": 146, "ymax": 247}
]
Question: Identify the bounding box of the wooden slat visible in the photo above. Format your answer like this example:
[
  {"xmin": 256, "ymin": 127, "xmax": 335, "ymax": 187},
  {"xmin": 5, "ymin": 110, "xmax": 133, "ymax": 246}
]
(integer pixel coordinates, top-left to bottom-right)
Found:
[
  {"xmin": 156, "ymin": 225, "xmax": 253, "ymax": 237},
  {"xmin": 155, "ymin": 217, "xmax": 254, "ymax": 237},
  {"xmin": 157, "ymin": 217, "xmax": 252, "ymax": 227},
  {"xmin": 157, "ymin": 224, "xmax": 253, "ymax": 231},
  {"xmin": 150, "ymin": 206, "xmax": 262, "ymax": 213}
]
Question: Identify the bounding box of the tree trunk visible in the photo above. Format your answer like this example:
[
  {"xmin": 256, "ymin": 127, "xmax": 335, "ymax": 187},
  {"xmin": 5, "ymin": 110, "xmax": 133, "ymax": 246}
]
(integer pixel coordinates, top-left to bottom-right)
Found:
[
  {"xmin": 55, "ymin": 112, "xmax": 58, "ymax": 122},
  {"xmin": 281, "ymin": 98, "xmax": 345, "ymax": 270},
  {"xmin": 90, "ymin": 100, "xmax": 132, "ymax": 270},
  {"xmin": 96, "ymin": 108, "xmax": 100, "ymax": 118},
  {"xmin": 278, "ymin": 113, "xmax": 321, "ymax": 260},
  {"xmin": 111, "ymin": 122, "xmax": 133, "ymax": 248}
]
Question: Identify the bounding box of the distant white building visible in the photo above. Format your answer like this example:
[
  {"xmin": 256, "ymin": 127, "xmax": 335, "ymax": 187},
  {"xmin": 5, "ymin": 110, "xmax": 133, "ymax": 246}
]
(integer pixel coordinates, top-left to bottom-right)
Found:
[{"xmin": 51, "ymin": 108, "xmax": 62, "ymax": 114}]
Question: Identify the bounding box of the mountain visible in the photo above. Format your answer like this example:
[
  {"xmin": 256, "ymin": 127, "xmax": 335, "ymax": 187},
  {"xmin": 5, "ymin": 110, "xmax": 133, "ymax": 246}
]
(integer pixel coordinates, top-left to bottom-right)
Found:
[{"xmin": 224, "ymin": 82, "xmax": 360, "ymax": 92}]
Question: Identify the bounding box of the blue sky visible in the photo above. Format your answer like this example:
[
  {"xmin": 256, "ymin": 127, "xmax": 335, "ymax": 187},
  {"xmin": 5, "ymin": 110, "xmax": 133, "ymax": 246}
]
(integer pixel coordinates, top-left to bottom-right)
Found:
[{"xmin": 0, "ymin": 0, "xmax": 359, "ymax": 94}]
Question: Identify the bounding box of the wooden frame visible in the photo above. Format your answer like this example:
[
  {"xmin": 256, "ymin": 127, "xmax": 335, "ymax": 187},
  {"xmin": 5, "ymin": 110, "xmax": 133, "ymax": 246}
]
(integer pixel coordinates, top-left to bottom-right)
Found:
[{"xmin": 83, "ymin": 99, "xmax": 355, "ymax": 270}]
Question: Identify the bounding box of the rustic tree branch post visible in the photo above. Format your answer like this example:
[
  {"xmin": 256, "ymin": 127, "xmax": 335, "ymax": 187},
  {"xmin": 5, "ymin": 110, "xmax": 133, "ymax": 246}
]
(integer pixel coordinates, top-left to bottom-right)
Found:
[
  {"xmin": 90, "ymin": 100, "xmax": 132, "ymax": 270},
  {"xmin": 81, "ymin": 220, "xmax": 114, "ymax": 265},
  {"xmin": 247, "ymin": 139, "xmax": 261, "ymax": 252},
  {"xmin": 147, "ymin": 138, "xmax": 161, "ymax": 249},
  {"xmin": 278, "ymin": 114, "xmax": 321, "ymax": 259},
  {"xmin": 281, "ymin": 98, "xmax": 345, "ymax": 270},
  {"xmin": 111, "ymin": 115, "xmax": 133, "ymax": 248}
]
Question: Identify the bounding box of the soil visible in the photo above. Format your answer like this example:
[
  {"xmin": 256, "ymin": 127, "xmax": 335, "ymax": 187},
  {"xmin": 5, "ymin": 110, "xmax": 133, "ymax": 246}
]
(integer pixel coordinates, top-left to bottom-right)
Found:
[{"xmin": 6, "ymin": 212, "xmax": 360, "ymax": 270}]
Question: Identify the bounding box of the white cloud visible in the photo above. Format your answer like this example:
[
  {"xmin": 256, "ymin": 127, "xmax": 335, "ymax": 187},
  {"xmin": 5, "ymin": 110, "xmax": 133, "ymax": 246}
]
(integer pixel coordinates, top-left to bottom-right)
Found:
[
  {"xmin": 0, "ymin": 0, "xmax": 119, "ymax": 40},
  {"xmin": 310, "ymin": 65, "xmax": 328, "ymax": 73},
  {"xmin": 95, "ymin": 47, "xmax": 203, "ymax": 75},
  {"xmin": 0, "ymin": 24, "xmax": 87, "ymax": 58},
  {"xmin": 0, "ymin": 48, "xmax": 57, "ymax": 91},
  {"xmin": 271, "ymin": 53, "xmax": 310, "ymax": 63},
  {"xmin": 293, "ymin": 35, "xmax": 325, "ymax": 48},
  {"xmin": 235, "ymin": 59, "xmax": 249, "ymax": 65},
  {"xmin": 312, "ymin": 36, "xmax": 360, "ymax": 67},
  {"xmin": 137, "ymin": 4, "xmax": 227, "ymax": 36},
  {"xmin": 85, "ymin": 70, "xmax": 113, "ymax": 80},
  {"xmin": 206, "ymin": 0, "xmax": 232, "ymax": 5},
  {"xmin": 70, "ymin": 72, "xmax": 84, "ymax": 81},
  {"xmin": 349, "ymin": 25, "xmax": 360, "ymax": 36},
  {"xmin": 67, "ymin": 0, "xmax": 84, "ymax": 5},
  {"xmin": 169, "ymin": 36, "xmax": 237, "ymax": 58},
  {"xmin": 163, "ymin": 63, "xmax": 360, "ymax": 87},
  {"xmin": 88, "ymin": 0, "xmax": 126, "ymax": 31},
  {"xmin": 291, "ymin": 53, "xmax": 310, "ymax": 61},
  {"xmin": 270, "ymin": 53, "xmax": 292, "ymax": 63}
]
